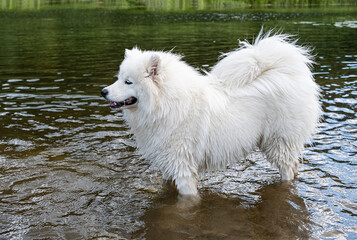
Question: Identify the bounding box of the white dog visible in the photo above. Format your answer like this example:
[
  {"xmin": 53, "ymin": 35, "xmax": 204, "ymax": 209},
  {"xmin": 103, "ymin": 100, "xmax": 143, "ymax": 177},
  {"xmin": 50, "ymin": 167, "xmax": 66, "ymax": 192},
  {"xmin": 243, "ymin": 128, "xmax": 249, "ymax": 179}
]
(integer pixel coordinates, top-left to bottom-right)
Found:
[{"xmin": 101, "ymin": 31, "xmax": 321, "ymax": 198}]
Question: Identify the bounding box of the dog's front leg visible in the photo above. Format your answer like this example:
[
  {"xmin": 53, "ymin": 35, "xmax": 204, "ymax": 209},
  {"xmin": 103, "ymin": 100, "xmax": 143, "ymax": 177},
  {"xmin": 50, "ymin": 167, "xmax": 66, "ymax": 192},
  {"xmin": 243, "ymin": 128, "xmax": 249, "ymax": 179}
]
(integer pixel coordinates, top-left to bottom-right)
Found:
[
  {"xmin": 175, "ymin": 174, "xmax": 199, "ymax": 196},
  {"xmin": 175, "ymin": 174, "xmax": 201, "ymax": 207},
  {"xmin": 165, "ymin": 145, "xmax": 201, "ymax": 204}
]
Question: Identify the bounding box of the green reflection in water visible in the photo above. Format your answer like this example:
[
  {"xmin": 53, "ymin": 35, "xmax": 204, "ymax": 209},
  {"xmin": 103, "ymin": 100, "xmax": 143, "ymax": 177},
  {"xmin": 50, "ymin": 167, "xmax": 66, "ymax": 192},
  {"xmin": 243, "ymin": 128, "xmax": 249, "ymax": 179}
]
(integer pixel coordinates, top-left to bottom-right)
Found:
[{"xmin": 1, "ymin": 0, "xmax": 356, "ymax": 10}]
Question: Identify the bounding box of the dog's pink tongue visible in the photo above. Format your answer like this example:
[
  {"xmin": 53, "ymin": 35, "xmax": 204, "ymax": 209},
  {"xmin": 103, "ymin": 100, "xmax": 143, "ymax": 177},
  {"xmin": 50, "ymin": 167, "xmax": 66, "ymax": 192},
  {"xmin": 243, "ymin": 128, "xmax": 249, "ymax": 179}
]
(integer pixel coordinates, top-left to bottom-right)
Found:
[{"xmin": 110, "ymin": 101, "xmax": 116, "ymax": 107}]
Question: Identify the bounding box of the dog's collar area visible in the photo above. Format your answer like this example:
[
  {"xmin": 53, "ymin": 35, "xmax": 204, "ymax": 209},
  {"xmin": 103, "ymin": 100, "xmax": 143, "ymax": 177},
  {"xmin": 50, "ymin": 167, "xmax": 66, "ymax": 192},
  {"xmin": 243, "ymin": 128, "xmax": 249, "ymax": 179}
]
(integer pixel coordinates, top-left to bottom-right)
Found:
[{"xmin": 110, "ymin": 97, "xmax": 137, "ymax": 109}]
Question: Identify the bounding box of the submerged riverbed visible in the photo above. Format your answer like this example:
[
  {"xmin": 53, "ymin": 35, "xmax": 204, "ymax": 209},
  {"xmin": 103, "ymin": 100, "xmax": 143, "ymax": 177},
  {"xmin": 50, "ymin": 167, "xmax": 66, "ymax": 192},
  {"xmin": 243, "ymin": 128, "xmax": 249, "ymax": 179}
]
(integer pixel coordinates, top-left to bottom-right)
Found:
[{"xmin": 0, "ymin": 5, "xmax": 356, "ymax": 240}]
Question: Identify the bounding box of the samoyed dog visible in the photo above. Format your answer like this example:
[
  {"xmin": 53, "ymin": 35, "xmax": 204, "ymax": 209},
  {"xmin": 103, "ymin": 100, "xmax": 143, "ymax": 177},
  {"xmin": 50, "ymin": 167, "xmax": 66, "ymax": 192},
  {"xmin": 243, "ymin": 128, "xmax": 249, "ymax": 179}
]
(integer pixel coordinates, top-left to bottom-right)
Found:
[{"xmin": 101, "ymin": 32, "xmax": 321, "ymax": 198}]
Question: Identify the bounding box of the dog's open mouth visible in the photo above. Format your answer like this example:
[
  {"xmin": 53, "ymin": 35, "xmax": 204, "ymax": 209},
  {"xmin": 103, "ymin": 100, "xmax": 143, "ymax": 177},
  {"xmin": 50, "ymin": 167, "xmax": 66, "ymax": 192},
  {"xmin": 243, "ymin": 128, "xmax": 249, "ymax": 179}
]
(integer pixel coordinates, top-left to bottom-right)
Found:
[{"xmin": 110, "ymin": 97, "xmax": 137, "ymax": 109}]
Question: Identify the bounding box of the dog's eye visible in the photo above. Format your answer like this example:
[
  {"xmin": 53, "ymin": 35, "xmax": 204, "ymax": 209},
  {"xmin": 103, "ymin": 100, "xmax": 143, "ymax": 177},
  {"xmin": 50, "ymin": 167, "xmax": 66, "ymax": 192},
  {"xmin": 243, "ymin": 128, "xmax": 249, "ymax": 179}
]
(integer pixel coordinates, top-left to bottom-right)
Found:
[{"xmin": 124, "ymin": 79, "xmax": 133, "ymax": 85}]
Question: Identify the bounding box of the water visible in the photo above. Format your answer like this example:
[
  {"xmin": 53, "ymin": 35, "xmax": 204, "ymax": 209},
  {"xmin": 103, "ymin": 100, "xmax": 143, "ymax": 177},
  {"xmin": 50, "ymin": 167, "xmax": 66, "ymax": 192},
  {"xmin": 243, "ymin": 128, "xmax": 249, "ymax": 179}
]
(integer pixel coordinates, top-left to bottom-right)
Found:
[{"xmin": 1, "ymin": 6, "xmax": 356, "ymax": 240}]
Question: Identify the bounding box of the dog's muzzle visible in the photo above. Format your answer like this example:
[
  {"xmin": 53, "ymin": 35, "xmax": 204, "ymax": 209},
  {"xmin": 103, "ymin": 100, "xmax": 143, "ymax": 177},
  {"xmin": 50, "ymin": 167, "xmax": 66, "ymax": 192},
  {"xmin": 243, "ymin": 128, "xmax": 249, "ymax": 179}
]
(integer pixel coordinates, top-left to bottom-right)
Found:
[{"xmin": 101, "ymin": 88, "xmax": 137, "ymax": 109}]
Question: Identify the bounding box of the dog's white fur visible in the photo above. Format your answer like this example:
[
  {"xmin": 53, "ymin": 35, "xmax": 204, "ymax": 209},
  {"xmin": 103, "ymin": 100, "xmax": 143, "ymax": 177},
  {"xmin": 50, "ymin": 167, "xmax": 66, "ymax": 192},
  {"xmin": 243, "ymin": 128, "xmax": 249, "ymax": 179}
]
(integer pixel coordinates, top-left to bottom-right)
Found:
[{"xmin": 102, "ymin": 31, "xmax": 321, "ymax": 197}]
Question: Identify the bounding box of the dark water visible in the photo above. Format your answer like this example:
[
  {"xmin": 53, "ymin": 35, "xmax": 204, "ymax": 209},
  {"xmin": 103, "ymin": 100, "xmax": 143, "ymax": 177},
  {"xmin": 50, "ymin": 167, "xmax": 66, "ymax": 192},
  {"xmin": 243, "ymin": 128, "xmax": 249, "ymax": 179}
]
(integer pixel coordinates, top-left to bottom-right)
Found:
[{"xmin": 0, "ymin": 7, "xmax": 356, "ymax": 240}]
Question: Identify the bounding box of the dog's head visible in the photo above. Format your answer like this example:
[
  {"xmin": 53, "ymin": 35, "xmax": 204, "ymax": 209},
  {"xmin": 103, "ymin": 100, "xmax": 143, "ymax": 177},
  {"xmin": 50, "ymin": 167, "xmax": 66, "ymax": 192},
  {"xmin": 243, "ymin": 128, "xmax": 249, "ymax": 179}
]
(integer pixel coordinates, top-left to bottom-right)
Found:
[{"xmin": 101, "ymin": 47, "xmax": 164, "ymax": 110}]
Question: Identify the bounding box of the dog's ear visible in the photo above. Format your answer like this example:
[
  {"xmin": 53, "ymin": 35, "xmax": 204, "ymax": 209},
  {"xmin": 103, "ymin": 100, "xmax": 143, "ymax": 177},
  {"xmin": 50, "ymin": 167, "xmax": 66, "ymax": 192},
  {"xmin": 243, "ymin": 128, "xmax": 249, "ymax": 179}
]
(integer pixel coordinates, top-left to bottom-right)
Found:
[
  {"xmin": 147, "ymin": 54, "xmax": 161, "ymax": 79},
  {"xmin": 125, "ymin": 47, "xmax": 140, "ymax": 58},
  {"xmin": 125, "ymin": 49, "xmax": 132, "ymax": 58}
]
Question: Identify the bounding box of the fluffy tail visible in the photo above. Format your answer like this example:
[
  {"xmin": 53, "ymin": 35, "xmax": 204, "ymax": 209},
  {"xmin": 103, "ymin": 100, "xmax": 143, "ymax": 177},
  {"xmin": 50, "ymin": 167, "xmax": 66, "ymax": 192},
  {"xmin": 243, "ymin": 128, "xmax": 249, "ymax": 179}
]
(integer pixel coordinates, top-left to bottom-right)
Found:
[{"xmin": 210, "ymin": 30, "xmax": 314, "ymax": 89}]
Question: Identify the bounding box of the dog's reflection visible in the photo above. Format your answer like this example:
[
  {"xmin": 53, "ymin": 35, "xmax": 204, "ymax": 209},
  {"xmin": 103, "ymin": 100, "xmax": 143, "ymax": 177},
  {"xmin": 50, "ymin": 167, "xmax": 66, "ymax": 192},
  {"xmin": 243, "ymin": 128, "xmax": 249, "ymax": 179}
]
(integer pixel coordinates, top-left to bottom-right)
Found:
[{"xmin": 133, "ymin": 183, "xmax": 314, "ymax": 240}]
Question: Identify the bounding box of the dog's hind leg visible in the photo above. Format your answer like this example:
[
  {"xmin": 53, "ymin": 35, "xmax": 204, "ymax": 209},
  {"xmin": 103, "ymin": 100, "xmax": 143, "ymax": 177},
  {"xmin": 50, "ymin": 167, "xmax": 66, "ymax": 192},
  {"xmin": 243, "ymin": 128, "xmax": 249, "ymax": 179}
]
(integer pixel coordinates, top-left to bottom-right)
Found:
[{"xmin": 261, "ymin": 137, "xmax": 302, "ymax": 181}]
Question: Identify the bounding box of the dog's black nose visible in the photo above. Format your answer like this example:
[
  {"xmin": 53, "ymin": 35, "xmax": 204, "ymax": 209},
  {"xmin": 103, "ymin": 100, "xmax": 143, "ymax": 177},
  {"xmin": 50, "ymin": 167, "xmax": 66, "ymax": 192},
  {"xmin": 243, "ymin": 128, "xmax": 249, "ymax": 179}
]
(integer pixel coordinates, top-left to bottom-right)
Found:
[{"xmin": 101, "ymin": 88, "xmax": 108, "ymax": 98}]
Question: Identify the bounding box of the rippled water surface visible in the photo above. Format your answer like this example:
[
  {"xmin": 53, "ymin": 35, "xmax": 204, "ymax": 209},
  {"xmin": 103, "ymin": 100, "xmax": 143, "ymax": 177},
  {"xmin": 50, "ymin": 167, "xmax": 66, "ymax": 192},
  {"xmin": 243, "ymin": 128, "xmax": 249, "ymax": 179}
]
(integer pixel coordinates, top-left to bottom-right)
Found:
[{"xmin": 1, "ymin": 7, "xmax": 356, "ymax": 240}]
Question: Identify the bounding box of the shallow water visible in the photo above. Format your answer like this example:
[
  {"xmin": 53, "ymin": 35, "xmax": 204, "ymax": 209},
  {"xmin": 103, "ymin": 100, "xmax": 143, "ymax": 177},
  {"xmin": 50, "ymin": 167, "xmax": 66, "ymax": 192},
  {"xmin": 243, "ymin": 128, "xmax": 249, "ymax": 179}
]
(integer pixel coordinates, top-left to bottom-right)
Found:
[{"xmin": 0, "ymin": 6, "xmax": 356, "ymax": 240}]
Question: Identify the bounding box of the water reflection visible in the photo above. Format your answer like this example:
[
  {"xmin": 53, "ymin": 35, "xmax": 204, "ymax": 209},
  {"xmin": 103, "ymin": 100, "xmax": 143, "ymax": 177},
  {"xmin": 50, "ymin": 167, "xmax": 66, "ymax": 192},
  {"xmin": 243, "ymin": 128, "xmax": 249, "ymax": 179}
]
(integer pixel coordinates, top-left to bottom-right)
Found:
[
  {"xmin": 2, "ymin": 0, "xmax": 356, "ymax": 10},
  {"xmin": 137, "ymin": 183, "xmax": 313, "ymax": 240}
]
